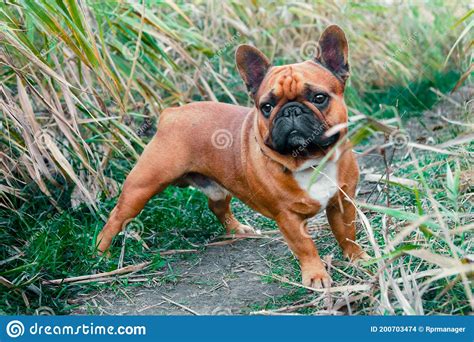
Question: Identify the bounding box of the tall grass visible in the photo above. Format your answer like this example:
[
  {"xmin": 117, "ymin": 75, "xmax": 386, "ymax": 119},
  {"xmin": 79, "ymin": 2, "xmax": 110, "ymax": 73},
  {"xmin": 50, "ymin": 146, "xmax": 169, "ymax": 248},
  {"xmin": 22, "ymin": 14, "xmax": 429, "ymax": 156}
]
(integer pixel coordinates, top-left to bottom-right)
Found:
[{"xmin": 0, "ymin": 1, "xmax": 472, "ymax": 315}]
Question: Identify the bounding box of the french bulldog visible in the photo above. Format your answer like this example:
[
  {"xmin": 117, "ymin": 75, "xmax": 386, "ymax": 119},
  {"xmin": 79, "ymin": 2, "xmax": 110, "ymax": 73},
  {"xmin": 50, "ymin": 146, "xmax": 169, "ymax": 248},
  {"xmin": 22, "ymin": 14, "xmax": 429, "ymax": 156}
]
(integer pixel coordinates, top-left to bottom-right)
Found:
[{"xmin": 97, "ymin": 25, "xmax": 368, "ymax": 288}]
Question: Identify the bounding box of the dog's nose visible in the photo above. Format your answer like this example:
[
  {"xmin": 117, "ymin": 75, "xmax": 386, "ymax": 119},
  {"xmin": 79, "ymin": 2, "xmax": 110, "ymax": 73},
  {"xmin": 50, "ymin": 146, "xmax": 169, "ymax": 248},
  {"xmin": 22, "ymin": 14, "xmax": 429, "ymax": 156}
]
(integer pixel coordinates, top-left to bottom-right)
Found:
[
  {"xmin": 283, "ymin": 106, "xmax": 302, "ymax": 117},
  {"xmin": 281, "ymin": 102, "xmax": 305, "ymax": 118}
]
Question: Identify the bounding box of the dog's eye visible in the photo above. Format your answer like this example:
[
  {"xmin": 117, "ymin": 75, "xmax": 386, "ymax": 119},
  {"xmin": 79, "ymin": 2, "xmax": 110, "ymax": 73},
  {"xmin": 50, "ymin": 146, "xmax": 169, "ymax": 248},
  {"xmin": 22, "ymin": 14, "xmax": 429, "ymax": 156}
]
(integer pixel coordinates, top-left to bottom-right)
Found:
[
  {"xmin": 260, "ymin": 103, "xmax": 273, "ymax": 117},
  {"xmin": 312, "ymin": 93, "xmax": 328, "ymax": 105}
]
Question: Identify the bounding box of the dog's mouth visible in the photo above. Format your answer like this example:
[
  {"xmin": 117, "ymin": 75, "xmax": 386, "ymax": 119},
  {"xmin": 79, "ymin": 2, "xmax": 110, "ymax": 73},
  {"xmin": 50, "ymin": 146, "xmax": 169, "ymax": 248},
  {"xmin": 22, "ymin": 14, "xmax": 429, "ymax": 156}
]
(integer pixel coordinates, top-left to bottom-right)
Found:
[
  {"xmin": 267, "ymin": 101, "xmax": 342, "ymax": 156},
  {"xmin": 268, "ymin": 129, "xmax": 340, "ymax": 156},
  {"xmin": 268, "ymin": 121, "xmax": 340, "ymax": 156},
  {"xmin": 287, "ymin": 130, "xmax": 306, "ymax": 146},
  {"xmin": 318, "ymin": 131, "xmax": 340, "ymax": 149}
]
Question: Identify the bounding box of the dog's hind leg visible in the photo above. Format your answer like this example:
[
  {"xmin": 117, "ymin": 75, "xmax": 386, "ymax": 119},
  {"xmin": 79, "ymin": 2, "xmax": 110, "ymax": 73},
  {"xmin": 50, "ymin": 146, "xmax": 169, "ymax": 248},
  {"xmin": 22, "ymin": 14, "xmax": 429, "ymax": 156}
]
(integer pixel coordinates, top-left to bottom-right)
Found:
[
  {"xmin": 96, "ymin": 137, "xmax": 187, "ymax": 253},
  {"xmin": 183, "ymin": 173, "xmax": 255, "ymax": 234},
  {"xmin": 208, "ymin": 195, "xmax": 255, "ymax": 234}
]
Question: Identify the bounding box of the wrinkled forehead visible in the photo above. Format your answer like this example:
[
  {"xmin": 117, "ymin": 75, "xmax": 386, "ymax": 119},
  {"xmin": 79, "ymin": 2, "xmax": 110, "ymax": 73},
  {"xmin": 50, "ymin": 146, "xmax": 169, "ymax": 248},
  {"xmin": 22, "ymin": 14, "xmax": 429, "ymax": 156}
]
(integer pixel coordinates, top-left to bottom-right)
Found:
[{"xmin": 257, "ymin": 61, "xmax": 344, "ymax": 102}]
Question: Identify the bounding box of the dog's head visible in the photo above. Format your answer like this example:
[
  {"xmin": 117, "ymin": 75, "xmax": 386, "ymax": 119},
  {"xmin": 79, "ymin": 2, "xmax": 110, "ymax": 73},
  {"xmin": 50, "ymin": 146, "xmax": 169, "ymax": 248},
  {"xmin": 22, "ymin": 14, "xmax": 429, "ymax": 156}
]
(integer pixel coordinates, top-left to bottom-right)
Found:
[{"xmin": 236, "ymin": 25, "xmax": 349, "ymax": 157}]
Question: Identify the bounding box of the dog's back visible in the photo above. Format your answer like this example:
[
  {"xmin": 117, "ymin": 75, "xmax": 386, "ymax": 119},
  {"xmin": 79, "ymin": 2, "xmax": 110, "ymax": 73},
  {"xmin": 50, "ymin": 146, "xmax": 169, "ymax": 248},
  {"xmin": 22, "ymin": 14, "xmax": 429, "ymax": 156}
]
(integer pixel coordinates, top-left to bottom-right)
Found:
[{"xmin": 158, "ymin": 101, "xmax": 249, "ymax": 135}]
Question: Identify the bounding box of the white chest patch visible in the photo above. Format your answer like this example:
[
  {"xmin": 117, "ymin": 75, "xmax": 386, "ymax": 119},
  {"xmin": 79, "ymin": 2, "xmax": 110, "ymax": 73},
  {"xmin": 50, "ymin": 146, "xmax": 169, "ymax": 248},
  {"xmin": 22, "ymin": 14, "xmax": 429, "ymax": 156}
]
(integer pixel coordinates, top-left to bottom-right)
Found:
[{"xmin": 293, "ymin": 157, "xmax": 339, "ymax": 210}]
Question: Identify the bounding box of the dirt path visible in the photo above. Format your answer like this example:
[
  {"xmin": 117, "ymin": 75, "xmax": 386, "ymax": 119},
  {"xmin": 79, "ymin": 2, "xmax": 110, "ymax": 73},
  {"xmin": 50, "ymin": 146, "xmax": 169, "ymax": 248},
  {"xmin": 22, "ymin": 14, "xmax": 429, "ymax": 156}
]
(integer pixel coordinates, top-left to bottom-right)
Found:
[
  {"xmin": 74, "ymin": 239, "xmax": 291, "ymax": 315},
  {"xmin": 73, "ymin": 86, "xmax": 472, "ymax": 315}
]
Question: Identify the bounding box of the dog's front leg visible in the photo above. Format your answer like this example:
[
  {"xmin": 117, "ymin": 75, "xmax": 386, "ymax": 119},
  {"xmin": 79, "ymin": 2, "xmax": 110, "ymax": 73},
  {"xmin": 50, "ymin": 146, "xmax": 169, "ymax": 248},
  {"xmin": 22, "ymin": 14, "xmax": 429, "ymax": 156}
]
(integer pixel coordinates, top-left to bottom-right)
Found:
[{"xmin": 276, "ymin": 211, "xmax": 331, "ymax": 289}]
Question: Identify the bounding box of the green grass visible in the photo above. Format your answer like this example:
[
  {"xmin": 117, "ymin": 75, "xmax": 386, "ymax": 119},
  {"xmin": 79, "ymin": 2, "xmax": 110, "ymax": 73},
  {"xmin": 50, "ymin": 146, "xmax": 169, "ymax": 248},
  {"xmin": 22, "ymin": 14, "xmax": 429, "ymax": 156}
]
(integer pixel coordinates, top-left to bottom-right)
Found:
[
  {"xmin": 1, "ymin": 187, "xmax": 210, "ymax": 314},
  {"xmin": 355, "ymin": 70, "xmax": 462, "ymax": 116}
]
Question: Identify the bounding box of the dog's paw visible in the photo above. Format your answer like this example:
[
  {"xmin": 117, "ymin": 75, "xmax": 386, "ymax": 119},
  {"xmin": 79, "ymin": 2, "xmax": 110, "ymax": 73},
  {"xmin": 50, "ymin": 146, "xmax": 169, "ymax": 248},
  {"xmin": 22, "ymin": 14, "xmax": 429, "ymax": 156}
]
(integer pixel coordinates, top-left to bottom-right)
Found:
[
  {"xmin": 343, "ymin": 245, "xmax": 370, "ymax": 262},
  {"xmin": 229, "ymin": 224, "xmax": 256, "ymax": 235},
  {"xmin": 301, "ymin": 266, "xmax": 332, "ymax": 289}
]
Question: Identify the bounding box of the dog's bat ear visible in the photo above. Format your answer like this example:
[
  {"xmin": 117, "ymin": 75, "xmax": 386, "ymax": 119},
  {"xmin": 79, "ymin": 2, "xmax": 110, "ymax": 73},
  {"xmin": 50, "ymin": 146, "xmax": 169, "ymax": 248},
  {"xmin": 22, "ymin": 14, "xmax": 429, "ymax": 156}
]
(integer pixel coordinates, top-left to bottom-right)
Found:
[
  {"xmin": 316, "ymin": 25, "xmax": 349, "ymax": 83},
  {"xmin": 235, "ymin": 45, "xmax": 271, "ymax": 96}
]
